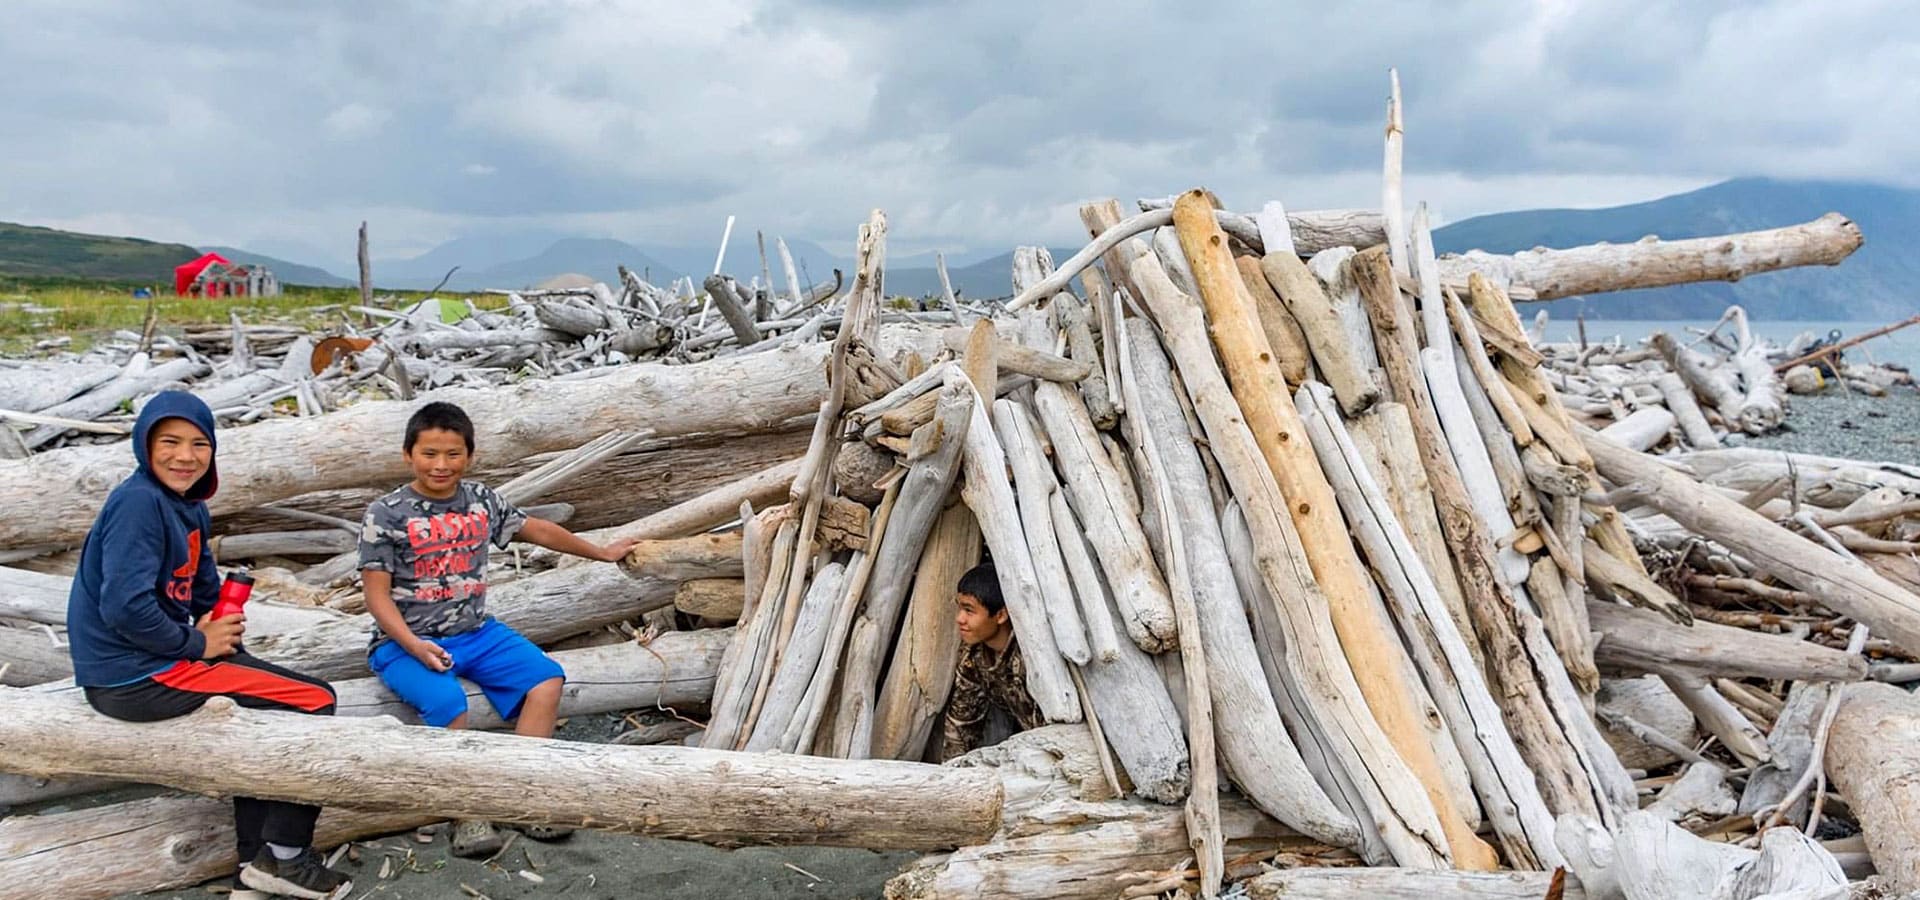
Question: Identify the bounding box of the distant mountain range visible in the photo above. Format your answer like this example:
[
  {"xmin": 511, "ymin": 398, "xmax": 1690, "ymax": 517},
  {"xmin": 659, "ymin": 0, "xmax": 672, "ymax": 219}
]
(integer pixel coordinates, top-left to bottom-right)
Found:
[
  {"xmin": 1431, "ymin": 177, "xmax": 1919, "ymax": 320},
  {"xmin": 3, "ymin": 178, "xmax": 1914, "ymax": 319}
]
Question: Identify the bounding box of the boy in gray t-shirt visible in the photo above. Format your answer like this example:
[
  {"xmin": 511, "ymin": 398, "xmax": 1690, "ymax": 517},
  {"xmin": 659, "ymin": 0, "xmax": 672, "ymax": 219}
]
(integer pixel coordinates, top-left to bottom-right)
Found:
[{"xmin": 359, "ymin": 401, "xmax": 634, "ymax": 857}]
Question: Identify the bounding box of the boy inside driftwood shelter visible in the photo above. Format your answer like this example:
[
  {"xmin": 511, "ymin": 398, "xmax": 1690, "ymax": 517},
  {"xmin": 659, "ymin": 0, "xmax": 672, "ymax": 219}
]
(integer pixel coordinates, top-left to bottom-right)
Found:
[
  {"xmin": 358, "ymin": 400, "xmax": 636, "ymax": 858},
  {"xmin": 66, "ymin": 391, "xmax": 355, "ymax": 900},
  {"xmin": 938, "ymin": 562, "xmax": 1044, "ymax": 761}
]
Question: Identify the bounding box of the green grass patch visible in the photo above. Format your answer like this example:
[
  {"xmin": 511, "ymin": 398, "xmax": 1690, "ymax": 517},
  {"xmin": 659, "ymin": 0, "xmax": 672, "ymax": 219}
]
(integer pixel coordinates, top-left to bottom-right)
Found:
[{"xmin": 0, "ymin": 279, "xmax": 509, "ymax": 353}]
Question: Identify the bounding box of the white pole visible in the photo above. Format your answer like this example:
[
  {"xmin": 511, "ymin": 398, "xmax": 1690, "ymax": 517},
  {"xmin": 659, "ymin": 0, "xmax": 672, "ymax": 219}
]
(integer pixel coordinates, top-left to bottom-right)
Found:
[
  {"xmin": 712, "ymin": 215, "xmax": 737, "ymax": 275},
  {"xmin": 699, "ymin": 215, "xmax": 738, "ymax": 328}
]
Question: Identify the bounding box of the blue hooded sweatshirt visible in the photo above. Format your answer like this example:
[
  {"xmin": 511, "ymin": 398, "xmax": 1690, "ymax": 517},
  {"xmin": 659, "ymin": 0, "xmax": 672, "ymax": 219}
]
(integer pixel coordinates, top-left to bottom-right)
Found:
[{"xmin": 66, "ymin": 391, "xmax": 223, "ymax": 686}]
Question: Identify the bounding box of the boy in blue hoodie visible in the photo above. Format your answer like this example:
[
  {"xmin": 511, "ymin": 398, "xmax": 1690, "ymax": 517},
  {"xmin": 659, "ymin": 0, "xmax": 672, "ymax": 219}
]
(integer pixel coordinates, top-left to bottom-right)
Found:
[{"xmin": 68, "ymin": 391, "xmax": 353, "ymax": 900}]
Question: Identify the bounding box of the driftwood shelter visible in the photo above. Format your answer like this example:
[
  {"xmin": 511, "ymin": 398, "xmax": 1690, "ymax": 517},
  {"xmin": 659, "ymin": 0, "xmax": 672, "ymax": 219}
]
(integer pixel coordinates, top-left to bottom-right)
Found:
[{"xmin": 3, "ymin": 72, "xmax": 1917, "ymax": 900}]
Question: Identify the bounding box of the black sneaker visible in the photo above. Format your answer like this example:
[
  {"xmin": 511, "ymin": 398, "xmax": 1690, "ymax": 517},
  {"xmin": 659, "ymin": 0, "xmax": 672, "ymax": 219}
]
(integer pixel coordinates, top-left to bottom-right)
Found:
[{"xmin": 239, "ymin": 847, "xmax": 353, "ymax": 900}]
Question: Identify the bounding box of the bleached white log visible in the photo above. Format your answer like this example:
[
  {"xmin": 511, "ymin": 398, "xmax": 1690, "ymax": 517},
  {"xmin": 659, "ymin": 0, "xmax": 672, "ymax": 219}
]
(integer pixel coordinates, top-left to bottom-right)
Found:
[
  {"xmin": 744, "ymin": 561, "xmax": 846, "ymax": 751},
  {"xmin": 1126, "ymin": 327, "xmax": 1361, "ymax": 847},
  {"xmin": 1248, "ymin": 868, "xmax": 1587, "ymax": 900},
  {"xmin": 1585, "ymin": 429, "xmax": 1920, "ymax": 656},
  {"xmin": 0, "ymin": 687, "xmax": 1005, "ymax": 852},
  {"xmin": 1658, "ymin": 668, "xmax": 1772, "ymax": 767},
  {"xmin": 1826, "ymin": 681, "xmax": 1920, "ymax": 892},
  {"xmin": 1727, "ymin": 306, "xmax": 1785, "ymax": 433},
  {"xmin": 1298, "ymin": 381, "xmax": 1562, "ymax": 869},
  {"xmin": 0, "ymin": 624, "xmax": 69, "ymax": 686},
  {"xmin": 1307, "ymin": 246, "xmax": 1389, "ymax": 405},
  {"xmin": 0, "ymin": 326, "xmax": 951, "ymax": 552},
  {"xmin": 1600, "ymin": 407, "xmax": 1677, "ymax": 453},
  {"xmin": 940, "ymin": 367, "xmax": 1081, "ymax": 722},
  {"xmin": 1261, "ymin": 248, "xmax": 1379, "ymax": 414},
  {"xmin": 1422, "ymin": 345, "xmax": 1531, "ymax": 585},
  {"xmin": 1651, "ymin": 331, "xmax": 1743, "ymax": 424},
  {"xmin": 1437, "ymin": 213, "xmax": 1863, "ymax": 302},
  {"xmin": 1645, "ymin": 762, "xmax": 1736, "ymax": 823},
  {"xmin": 1654, "ymin": 372, "xmax": 1719, "ymax": 449},
  {"xmin": 26, "ymin": 357, "xmax": 208, "ymax": 448},
  {"xmin": 1588, "ymin": 600, "xmax": 1867, "ymax": 682},
  {"xmin": 1030, "ymin": 378, "xmax": 1177, "ymax": 652},
  {"xmin": 992, "ymin": 400, "xmax": 1092, "ymax": 664},
  {"xmin": 1048, "ymin": 492, "xmax": 1122, "ymax": 664},
  {"xmin": 886, "ymin": 792, "xmax": 1312, "ymax": 900},
  {"xmin": 1597, "ymin": 676, "xmax": 1698, "ymax": 771},
  {"xmin": 1740, "ymin": 681, "xmax": 1827, "ymax": 822}
]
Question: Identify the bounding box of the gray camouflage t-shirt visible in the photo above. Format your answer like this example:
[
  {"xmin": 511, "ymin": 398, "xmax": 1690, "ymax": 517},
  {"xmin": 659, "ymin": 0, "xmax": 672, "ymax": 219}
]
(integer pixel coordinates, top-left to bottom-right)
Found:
[{"xmin": 359, "ymin": 481, "xmax": 526, "ymax": 649}]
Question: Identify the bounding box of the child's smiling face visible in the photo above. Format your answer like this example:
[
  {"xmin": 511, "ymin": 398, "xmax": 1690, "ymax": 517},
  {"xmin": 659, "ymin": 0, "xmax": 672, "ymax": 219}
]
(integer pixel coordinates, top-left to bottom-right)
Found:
[
  {"xmin": 147, "ymin": 418, "xmax": 211, "ymax": 495},
  {"xmin": 404, "ymin": 427, "xmax": 472, "ymax": 499}
]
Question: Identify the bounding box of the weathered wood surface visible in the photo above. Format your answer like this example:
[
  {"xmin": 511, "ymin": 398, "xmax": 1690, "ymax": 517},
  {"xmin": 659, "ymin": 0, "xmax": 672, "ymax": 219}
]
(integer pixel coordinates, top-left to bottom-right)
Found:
[
  {"xmin": 2, "ymin": 629, "xmax": 734, "ymax": 805},
  {"xmin": 886, "ymin": 791, "xmax": 1318, "ymax": 900},
  {"xmin": 941, "ymin": 367, "xmax": 1080, "ymax": 722},
  {"xmin": 1353, "ymin": 245, "xmax": 1610, "ymax": 823},
  {"xmin": 220, "ymin": 428, "xmax": 811, "ymax": 538},
  {"xmin": 0, "ymin": 794, "xmax": 431, "ymax": 900},
  {"xmin": 1115, "ymin": 215, "xmax": 1360, "ymax": 853},
  {"xmin": 1584, "ymin": 428, "xmax": 1920, "ymax": 655},
  {"xmin": 1589, "ymin": 600, "xmax": 1868, "ymax": 682},
  {"xmin": 674, "ymin": 578, "xmax": 745, "ymax": 622},
  {"xmin": 1827, "ymin": 681, "xmax": 1920, "ymax": 892},
  {"xmin": 0, "ymin": 326, "xmax": 944, "ymax": 551},
  {"xmin": 1299, "ymin": 381, "xmax": 1561, "ymax": 869},
  {"xmin": 1262, "ymin": 250, "xmax": 1378, "ymax": 413},
  {"xmin": 0, "ymin": 625, "xmax": 69, "ymax": 686},
  {"xmin": 1031, "ymin": 378, "xmax": 1177, "ymax": 653},
  {"xmin": 1173, "ymin": 191, "xmax": 1472, "ymax": 869},
  {"xmin": 1438, "ymin": 212, "xmax": 1863, "ymax": 302},
  {"xmin": 0, "ymin": 687, "xmax": 1005, "ymax": 851},
  {"xmin": 871, "ymin": 504, "xmax": 980, "ymax": 762},
  {"xmin": 1247, "ymin": 868, "xmax": 1586, "ymax": 900}
]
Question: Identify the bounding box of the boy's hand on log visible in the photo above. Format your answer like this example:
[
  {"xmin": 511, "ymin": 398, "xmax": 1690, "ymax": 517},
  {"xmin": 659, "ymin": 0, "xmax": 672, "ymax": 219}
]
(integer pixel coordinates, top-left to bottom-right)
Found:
[
  {"xmin": 404, "ymin": 638, "xmax": 454, "ymax": 673},
  {"xmin": 197, "ymin": 613, "xmax": 245, "ymax": 659},
  {"xmin": 597, "ymin": 537, "xmax": 639, "ymax": 563}
]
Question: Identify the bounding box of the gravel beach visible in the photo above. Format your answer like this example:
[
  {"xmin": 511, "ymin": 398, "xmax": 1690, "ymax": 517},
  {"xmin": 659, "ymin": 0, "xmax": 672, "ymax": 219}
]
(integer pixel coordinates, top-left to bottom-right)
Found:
[{"xmin": 1739, "ymin": 387, "xmax": 1920, "ymax": 466}]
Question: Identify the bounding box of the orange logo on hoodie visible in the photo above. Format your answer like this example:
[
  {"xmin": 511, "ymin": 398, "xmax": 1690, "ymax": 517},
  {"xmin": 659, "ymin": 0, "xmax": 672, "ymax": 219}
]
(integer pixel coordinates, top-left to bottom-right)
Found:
[{"xmin": 166, "ymin": 530, "xmax": 201, "ymax": 602}]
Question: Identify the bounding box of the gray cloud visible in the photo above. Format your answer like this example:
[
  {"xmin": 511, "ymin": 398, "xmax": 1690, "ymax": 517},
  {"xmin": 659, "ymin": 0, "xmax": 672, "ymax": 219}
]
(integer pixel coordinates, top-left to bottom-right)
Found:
[{"xmin": 1, "ymin": 0, "xmax": 1912, "ymax": 266}]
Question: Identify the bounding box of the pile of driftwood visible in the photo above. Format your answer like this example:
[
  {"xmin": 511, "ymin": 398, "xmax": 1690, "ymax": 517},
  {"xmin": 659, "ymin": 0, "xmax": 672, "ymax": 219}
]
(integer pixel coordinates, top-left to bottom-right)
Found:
[
  {"xmin": 0, "ymin": 263, "xmax": 859, "ymax": 457},
  {"xmin": 1518, "ymin": 308, "xmax": 1917, "ymax": 454},
  {"xmin": 5, "ymin": 77, "xmax": 1920, "ymax": 900}
]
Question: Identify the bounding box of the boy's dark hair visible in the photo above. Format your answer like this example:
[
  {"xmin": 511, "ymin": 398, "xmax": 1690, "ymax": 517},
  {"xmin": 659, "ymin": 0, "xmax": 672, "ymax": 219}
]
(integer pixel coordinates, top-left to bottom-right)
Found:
[
  {"xmin": 957, "ymin": 563, "xmax": 1004, "ymax": 615},
  {"xmin": 404, "ymin": 401, "xmax": 476, "ymax": 453}
]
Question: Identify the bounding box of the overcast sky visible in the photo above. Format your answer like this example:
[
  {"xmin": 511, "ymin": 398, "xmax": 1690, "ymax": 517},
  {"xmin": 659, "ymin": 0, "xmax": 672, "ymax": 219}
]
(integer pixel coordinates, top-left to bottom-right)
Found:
[{"xmin": 4, "ymin": 0, "xmax": 1913, "ymax": 270}]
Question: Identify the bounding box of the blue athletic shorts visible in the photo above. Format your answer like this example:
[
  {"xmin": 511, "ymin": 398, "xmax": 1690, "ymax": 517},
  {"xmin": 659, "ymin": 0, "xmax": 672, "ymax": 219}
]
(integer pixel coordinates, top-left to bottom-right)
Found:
[{"xmin": 369, "ymin": 619, "xmax": 565, "ymax": 727}]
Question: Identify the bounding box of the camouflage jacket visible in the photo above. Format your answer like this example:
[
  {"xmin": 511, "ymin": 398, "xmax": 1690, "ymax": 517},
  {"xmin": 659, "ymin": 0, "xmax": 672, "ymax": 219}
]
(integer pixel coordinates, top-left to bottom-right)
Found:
[{"xmin": 939, "ymin": 636, "xmax": 1044, "ymax": 762}]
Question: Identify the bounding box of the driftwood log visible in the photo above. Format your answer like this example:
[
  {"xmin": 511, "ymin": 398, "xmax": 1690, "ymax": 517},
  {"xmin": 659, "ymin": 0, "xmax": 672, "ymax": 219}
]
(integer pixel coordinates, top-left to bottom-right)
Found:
[
  {"xmin": 1826, "ymin": 681, "xmax": 1920, "ymax": 892},
  {"xmin": 0, "ymin": 687, "xmax": 1004, "ymax": 851},
  {"xmin": 0, "ymin": 327, "xmax": 945, "ymax": 551},
  {"xmin": 1437, "ymin": 213, "xmax": 1863, "ymax": 302},
  {"xmin": 1584, "ymin": 428, "xmax": 1920, "ymax": 655}
]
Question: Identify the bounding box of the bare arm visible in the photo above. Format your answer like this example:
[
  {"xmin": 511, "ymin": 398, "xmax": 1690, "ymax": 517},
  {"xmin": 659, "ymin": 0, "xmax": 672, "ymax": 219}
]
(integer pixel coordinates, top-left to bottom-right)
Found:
[
  {"xmin": 514, "ymin": 517, "xmax": 636, "ymax": 563},
  {"xmin": 363, "ymin": 569, "xmax": 450, "ymax": 672}
]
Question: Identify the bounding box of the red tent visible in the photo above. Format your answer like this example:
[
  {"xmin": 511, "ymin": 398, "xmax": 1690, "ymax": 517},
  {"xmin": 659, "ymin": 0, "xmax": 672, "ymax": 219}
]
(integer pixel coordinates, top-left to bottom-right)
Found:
[{"xmin": 174, "ymin": 252, "xmax": 232, "ymax": 297}]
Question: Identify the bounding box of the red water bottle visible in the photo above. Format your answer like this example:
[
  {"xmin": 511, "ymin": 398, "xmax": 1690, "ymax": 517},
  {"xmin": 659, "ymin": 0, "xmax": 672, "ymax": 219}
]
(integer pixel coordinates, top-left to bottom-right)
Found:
[{"xmin": 212, "ymin": 570, "xmax": 254, "ymax": 620}]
